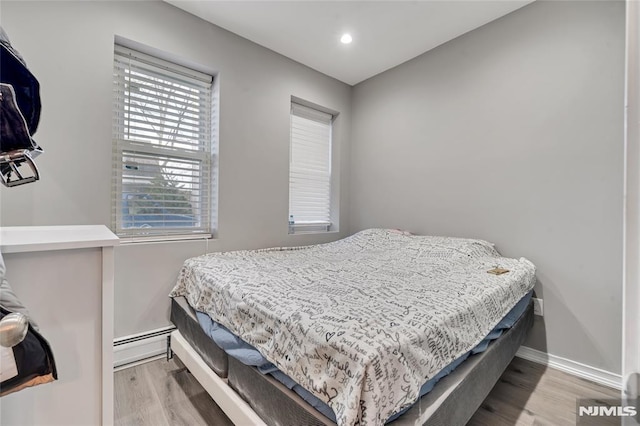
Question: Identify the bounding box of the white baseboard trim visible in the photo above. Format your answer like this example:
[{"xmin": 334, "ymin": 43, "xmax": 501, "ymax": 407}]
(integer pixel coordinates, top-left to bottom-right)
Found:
[
  {"xmin": 516, "ymin": 346, "xmax": 622, "ymax": 390},
  {"xmin": 113, "ymin": 326, "xmax": 175, "ymax": 369}
]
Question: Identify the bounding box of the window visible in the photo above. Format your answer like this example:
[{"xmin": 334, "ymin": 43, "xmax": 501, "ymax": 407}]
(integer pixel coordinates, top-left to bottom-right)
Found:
[
  {"xmin": 288, "ymin": 102, "xmax": 334, "ymax": 233},
  {"xmin": 112, "ymin": 45, "xmax": 214, "ymax": 239}
]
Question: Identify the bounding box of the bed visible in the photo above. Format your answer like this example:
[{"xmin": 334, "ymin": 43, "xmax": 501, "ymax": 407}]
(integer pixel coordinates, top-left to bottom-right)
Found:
[{"xmin": 169, "ymin": 228, "xmax": 536, "ymax": 426}]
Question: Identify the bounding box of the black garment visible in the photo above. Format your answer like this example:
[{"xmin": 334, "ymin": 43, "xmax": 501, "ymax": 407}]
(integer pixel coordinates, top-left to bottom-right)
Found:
[
  {"xmin": 0, "ymin": 26, "xmax": 41, "ymax": 153},
  {"xmin": 0, "ymin": 306, "xmax": 57, "ymax": 397}
]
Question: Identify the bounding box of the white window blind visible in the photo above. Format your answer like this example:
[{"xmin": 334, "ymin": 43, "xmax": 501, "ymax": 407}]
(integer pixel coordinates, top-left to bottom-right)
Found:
[
  {"xmin": 112, "ymin": 45, "xmax": 214, "ymax": 239},
  {"xmin": 289, "ymin": 102, "xmax": 333, "ymax": 233}
]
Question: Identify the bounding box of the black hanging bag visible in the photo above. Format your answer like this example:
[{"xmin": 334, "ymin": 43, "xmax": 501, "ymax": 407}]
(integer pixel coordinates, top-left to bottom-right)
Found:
[
  {"xmin": 0, "ymin": 26, "xmax": 42, "ymax": 186},
  {"xmin": 0, "ymin": 306, "xmax": 57, "ymax": 396}
]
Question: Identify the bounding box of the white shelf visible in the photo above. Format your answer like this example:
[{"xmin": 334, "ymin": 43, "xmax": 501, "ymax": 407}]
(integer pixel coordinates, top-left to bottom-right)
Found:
[
  {"xmin": 0, "ymin": 224, "xmax": 118, "ymax": 425},
  {"xmin": 0, "ymin": 225, "xmax": 119, "ymax": 253}
]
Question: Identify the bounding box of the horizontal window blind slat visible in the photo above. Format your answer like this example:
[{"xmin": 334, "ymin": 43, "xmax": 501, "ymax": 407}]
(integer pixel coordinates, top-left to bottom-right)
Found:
[
  {"xmin": 289, "ymin": 191, "xmax": 331, "ymax": 198},
  {"xmin": 119, "ymin": 146, "xmax": 212, "ymax": 158},
  {"xmin": 290, "ymin": 138, "xmax": 330, "ymax": 150},
  {"xmin": 119, "ymin": 121, "xmax": 204, "ymax": 138},
  {"xmin": 117, "ymin": 96, "xmax": 210, "ymax": 118},
  {"xmin": 120, "ymin": 168, "xmax": 210, "ymax": 179},
  {"xmin": 119, "ymin": 191, "xmax": 210, "ymax": 197},
  {"xmin": 290, "ymin": 190, "xmax": 331, "ymax": 198},
  {"xmin": 291, "ymin": 126, "xmax": 331, "ymax": 139},
  {"xmin": 121, "ymin": 127, "xmax": 208, "ymax": 145},
  {"xmin": 290, "ymin": 141, "xmax": 330, "ymax": 154},
  {"xmin": 122, "ymin": 81, "xmax": 209, "ymax": 108},
  {"xmin": 120, "ymin": 83, "xmax": 205, "ymax": 108},
  {"xmin": 291, "ymin": 122, "xmax": 331, "ymax": 135},
  {"xmin": 113, "ymin": 61, "xmax": 212, "ymax": 90},
  {"xmin": 113, "ymin": 75, "xmax": 210, "ymax": 103},
  {"xmin": 115, "ymin": 45, "xmax": 212, "ymax": 84},
  {"xmin": 291, "ymin": 179, "xmax": 330, "ymax": 186},
  {"xmin": 115, "ymin": 142, "xmax": 211, "ymax": 162},
  {"xmin": 119, "ymin": 137, "xmax": 207, "ymax": 153},
  {"xmin": 119, "ymin": 102, "xmax": 211, "ymax": 119},
  {"xmin": 289, "ymin": 212, "xmax": 331, "ymax": 217},
  {"xmin": 292, "ymin": 134, "xmax": 330, "ymax": 142},
  {"xmin": 289, "ymin": 209, "xmax": 331, "ymax": 215},
  {"xmin": 114, "ymin": 69, "xmax": 208, "ymax": 96},
  {"xmin": 117, "ymin": 93, "xmax": 209, "ymax": 117},
  {"xmin": 121, "ymin": 173, "xmax": 208, "ymax": 182},
  {"xmin": 289, "ymin": 202, "xmax": 331, "ymax": 209},
  {"xmin": 113, "ymin": 60, "xmax": 212, "ymax": 90},
  {"xmin": 290, "ymin": 205, "xmax": 330, "ymax": 212},
  {"xmin": 114, "ymin": 112, "xmax": 209, "ymax": 133},
  {"xmin": 113, "ymin": 88, "xmax": 209, "ymax": 111},
  {"xmin": 289, "ymin": 207, "xmax": 330, "ymax": 213},
  {"xmin": 119, "ymin": 208, "xmax": 211, "ymax": 214},
  {"xmin": 113, "ymin": 87, "xmax": 211, "ymax": 114},
  {"xmin": 119, "ymin": 113, "xmax": 206, "ymax": 131},
  {"xmin": 115, "ymin": 100, "xmax": 209, "ymax": 120},
  {"xmin": 290, "ymin": 217, "xmax": 331, "ymax": 223},
  {"xmin": 115, "ymin": 119, "xmax": 208, "ymax": 139},
  {"xmin": 289, "ymin": 167, "xmax": 330, "ymax": 176},
  {"xmin": 120, "ymin": 157, "xmax": 210, "ymax": 170},
  {"xmin": 290, "ymin": 161, "xmax": 331, "ymax": 170},
  {"xmin": 120, "ymin": 177, "xmax": 209, "ymax": 185},
  {"xmin": 121, "ymin": 137, "xmax": 206, "ymax": 151},
  {"xmin": 120, "ymin": 175, "xmax": 210, "ymax": 183}
]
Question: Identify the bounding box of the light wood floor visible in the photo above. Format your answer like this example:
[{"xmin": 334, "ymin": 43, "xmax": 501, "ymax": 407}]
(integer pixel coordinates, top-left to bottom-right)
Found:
[{"xmin": 114, "ymin": 356, "xmax": 620, "ymax": 426}]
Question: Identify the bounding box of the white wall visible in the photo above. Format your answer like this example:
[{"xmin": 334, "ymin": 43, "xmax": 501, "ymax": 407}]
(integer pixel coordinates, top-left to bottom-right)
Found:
[
  {"xmin": 350, "ymin": 0, "xmax": 624, "ymax": 374},
  {"xmin": 0, "ymin": 0, "xmax": 352, "ymax": 338}
]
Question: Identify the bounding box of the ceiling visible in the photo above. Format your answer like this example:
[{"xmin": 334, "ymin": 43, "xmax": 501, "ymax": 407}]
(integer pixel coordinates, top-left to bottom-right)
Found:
[{"xmin": 165, "ymin": 1, "xmax": 534, "ymax": 86}]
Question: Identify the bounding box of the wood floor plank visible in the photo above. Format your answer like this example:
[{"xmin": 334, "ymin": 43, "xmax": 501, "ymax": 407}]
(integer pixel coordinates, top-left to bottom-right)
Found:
[
  {"xmin": 114, "ymin": 357, "xmax": 234, "ymax": 426},
  {"xmin": 116, "ymin": 356, "xmax": 621, "ymax": 426},
  {"xmin": 467, "ymin": 357, "xmax": 620, "ymax": 426},
  {"xmin": 144, "ymin": 357, "xmax": 234, "ymax": 426},
  {"xmin": 114, "ymin": 362, "xmax": 169, "ymax": 426}
]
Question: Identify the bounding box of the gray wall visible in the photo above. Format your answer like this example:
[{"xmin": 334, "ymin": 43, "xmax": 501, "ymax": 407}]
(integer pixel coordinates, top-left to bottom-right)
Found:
[
  {"xmin": 0, "ymin": 0, "xmax": 626, "ymax": 374},
  {"xmin": 350, "ymin": 0, "xmax": 624, "ymax": 373},
  {"xmin": 0, "ymin": 1, "xmax": 352, "ymax": 338}
]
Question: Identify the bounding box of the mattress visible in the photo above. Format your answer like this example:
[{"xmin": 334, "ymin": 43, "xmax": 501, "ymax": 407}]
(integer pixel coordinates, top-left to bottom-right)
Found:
[
  {"xmin": 194, "ymin": 291, "xmax": 533, "ymax": 423},
  {"xmin": 170, "ymin": 297, "xmax": 533, "ymax": 425},
  {"xmin": 226, "ymin": 301, "xmax": 534, "ymax": 426},
  {"xmin": 170, "ymin": 296, "xmax": 228, "ymax": 377},
  {"xmin": 170, "ymin": 229, "xmax": 536, "ymax": 425}
]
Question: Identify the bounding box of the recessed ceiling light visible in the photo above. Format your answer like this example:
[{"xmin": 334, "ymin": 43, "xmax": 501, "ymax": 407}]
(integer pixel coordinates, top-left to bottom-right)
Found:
[{"xmin": 340, "ymin": 33, "xmax": 353, "ymax": 44}]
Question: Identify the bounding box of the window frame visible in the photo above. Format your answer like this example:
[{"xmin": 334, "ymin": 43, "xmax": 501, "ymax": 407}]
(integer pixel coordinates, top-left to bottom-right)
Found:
[
  {"xmin": 112, "ymin": 44, "xmax": 216, "ymax": 241},
  {"xmin": 288, "ymin": 100, "xmax": 336, "ymax": 235}
]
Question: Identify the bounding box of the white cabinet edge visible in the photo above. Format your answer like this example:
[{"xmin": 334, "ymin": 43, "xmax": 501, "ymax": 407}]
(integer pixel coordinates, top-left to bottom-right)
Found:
[{"xmin": 0, "ymin": 225, "xmax": 120, "ymax": 253}]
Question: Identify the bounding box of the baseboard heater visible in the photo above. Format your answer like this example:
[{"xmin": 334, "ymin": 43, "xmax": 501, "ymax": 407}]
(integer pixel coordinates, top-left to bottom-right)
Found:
[{"xmin": 113, "ymin": 326, "xmax": 176, "ymax": 369}]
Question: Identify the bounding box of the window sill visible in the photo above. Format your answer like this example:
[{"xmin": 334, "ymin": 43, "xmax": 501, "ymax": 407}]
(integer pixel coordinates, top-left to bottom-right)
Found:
[
  {"xmin": 288, "ymin": 229, "xmax": 340, "ymax": 236},
  {"xmin": 288, "ymin": 223, "xmax": 335, "ymax": 235},
  {"xmin": 118, "ymin": 233, "xmax": 213, "ymax": 245}
]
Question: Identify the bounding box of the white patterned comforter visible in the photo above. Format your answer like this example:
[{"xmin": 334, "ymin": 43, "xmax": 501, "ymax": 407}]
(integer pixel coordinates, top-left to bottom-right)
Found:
[{"xmin": 170, "ymin": 229, "xmax": 536, "ymax": 426}]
